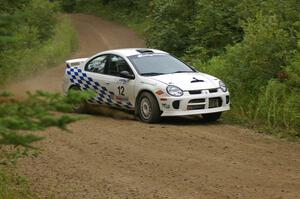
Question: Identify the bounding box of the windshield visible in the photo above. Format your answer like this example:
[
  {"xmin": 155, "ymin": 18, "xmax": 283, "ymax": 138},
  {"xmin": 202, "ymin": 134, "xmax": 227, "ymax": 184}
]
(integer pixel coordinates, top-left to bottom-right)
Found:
[{"xmin": 128, "ymin": 54, "xmax": 195, "ymax": 76}]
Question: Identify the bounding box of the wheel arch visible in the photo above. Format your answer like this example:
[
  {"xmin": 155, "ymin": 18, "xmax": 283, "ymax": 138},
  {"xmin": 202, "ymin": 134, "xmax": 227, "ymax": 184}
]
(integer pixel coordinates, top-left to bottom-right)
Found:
[
  {"xmin": 68, "ymin": 84, "xmax": 81, "ymax": 91},
  {"xmin": 134, "ymin": 89, "xmax": 162, "ymax": 115},
  {"xmin": 135, "ymin": 89, "xmax": 157, "ymax": 107},
  {"xmin": 135, "ymin": 89, "xmax": 162, "ymax": 123}
]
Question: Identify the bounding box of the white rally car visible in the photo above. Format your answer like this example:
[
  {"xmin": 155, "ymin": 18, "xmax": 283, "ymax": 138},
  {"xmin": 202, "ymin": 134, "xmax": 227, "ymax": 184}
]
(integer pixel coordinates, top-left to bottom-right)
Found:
[{"xmin": 63, "ymin": 48, "xmax": 230, "ymax": 123}]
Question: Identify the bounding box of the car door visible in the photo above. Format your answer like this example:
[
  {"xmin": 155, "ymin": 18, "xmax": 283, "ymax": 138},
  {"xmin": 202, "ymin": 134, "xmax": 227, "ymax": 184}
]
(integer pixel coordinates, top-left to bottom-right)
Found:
[
  {"xmin": 83, "ymin": 54, "xmax": 116, "ymax": 106},
  {"xmin": 104, "ymin": 54, "xmax": 135, "ymax": 109}
]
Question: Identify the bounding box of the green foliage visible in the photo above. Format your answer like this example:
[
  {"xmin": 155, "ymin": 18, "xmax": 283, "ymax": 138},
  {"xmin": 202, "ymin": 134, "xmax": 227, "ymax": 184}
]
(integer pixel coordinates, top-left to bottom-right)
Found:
[
  {"xmin": 0, "ymin": 0, "xmax": 77, "ymax": 84},
  {"xmin": 145, "ymin": 0, "xmax": 197, "ymax": 56},
  {"xmin": 0, "ymin": 16, "xmax": 77, "ymax": 84},
  {"xmin": 285, "ymin": 38, "xmax": 300, "ymax": 89},
  {"xmin": 0, "ymin": 90, "xmax": 96, "ymax": 164},
  {"xmin": 146, "ymin": 0, "xmax": 243, "ymax": 58},
  {"xmin": 23, "ymin": 0, "xmax": 59, "ymax": 42},
  {"xmin": 0, "ymin": 92, "xmax": 13, "ymax": 97},
  {"xmin": 211, "ymin": 13, "xmax": 295, "ymax": 94},
  {"xmin": 60, "ymin": 0, "xmax": 78, "ymax": 13},
  {"xmin": 0, "ymin": 0, "xmax": 58, "ymax": 52},
  {"xmin": 225, "ymin": 78, "xmax": 299, "ymax": 137},
  {"xmin": 192, "ymin": 0, "xmax": 242, "ymax": 51},
  {"xmin": 0, "ymin": 131, "xmax": 44, "ymax": 149},
  {"xmin": 204, "ymin": 14, "xmax": 299, "ymax": 136},
  {"xmin": 0, "ymin": 0, "xmax": 30, "ymax": 14},
  {"xmin": 0, "ymin": 13, "xmax": 29, "ymax": 53},
  {"xmin": 236, "ymin": 0, "xmax": 300, "ymax": 30},
  {"xmin": 258, "ymin": 80, "xmax": 299, "ymax": 135}
]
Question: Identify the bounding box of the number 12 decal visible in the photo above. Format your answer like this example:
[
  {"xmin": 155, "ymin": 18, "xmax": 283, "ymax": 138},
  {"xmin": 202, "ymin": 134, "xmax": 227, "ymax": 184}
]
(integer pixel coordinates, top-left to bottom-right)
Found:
[{"xmin": 117, "ymin": 86, "xmax": 125, "ymax": 96}]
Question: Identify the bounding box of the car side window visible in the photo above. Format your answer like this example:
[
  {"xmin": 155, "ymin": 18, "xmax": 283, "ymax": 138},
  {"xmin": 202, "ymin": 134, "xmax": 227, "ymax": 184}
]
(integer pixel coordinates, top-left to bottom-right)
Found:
[
  {"xmin": 85, "ymin": 55, "xmax": 108, "ymax": 73},
  {"xmin": 105, "ymin": 55, "xmax": 133, "ymax": 77}
]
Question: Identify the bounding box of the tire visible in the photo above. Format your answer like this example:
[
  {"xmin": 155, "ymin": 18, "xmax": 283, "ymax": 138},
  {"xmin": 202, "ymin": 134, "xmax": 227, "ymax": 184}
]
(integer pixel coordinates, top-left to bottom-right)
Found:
[
  {"xmin": 202, "ymin": 112, "xmax": 222, "ymax": 122},
  {"xmin": 137, "ymin": 92, "xmax": 161, "ymax": 123},
  {"xmin": 68, "ymin": 86, "xmax": 87, "ymax": 114}
]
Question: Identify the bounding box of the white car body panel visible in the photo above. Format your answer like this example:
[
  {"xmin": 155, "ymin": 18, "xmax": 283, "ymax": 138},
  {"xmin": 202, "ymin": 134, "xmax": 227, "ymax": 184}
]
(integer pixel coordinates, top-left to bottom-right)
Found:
[
  {"xmin": 149, "ymin": 72, "xmax": 220, "ymax": 90},
  {"xmin": 63, "ymin": 48, "xmax": 230, "ymax": 117},
  {"xmin": 65, "ymin": 58, "xmax": 88, "ymax": 67}
]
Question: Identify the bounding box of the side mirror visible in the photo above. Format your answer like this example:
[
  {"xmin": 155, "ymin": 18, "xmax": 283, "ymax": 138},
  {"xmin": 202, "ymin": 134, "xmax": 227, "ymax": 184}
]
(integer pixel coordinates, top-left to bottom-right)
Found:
[{"xmin": 120, "ymin": 71, "xmax": 135, "ymax": 79}]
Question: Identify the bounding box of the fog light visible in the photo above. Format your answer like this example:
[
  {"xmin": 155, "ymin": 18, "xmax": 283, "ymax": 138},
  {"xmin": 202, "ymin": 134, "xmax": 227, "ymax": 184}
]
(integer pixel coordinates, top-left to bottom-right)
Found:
[{"xmin": 172, "ymin": 100, "xmax": 180, "ymax": 109}]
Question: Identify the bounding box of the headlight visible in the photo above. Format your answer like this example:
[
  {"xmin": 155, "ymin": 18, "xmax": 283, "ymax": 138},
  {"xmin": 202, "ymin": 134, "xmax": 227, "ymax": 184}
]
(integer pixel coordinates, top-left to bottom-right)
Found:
[
  {"xmin": 166, "ymin": 85, "xmax": 183, "ymax": 97},
  {"xmin": 219, "ymin": 80, "xmax": 228, "ymax": 92}
]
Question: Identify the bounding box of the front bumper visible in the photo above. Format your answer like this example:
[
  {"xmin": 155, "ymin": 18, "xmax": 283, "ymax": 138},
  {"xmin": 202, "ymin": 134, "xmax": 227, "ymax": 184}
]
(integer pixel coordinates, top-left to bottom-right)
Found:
[{"xmin": 159, "ymin": 89, "xmax": 230, "ymax": 117}]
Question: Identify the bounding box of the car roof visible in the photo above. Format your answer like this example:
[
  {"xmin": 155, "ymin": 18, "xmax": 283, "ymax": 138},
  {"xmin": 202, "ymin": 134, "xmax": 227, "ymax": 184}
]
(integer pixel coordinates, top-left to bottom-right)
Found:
[{"xmin": 97, "ymin": 48, "xmax": 168, "ymax": 57}]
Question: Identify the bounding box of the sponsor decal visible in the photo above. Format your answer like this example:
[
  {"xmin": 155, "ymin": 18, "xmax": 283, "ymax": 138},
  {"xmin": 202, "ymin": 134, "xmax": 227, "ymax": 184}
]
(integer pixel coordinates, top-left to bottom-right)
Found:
[
  {"xmin": 162, "ymin": 103, "xmax": 170, "ymax": 109},
  {"xmin": 115, "ymin": 95, "xmax": 129, "ymax": 101}
]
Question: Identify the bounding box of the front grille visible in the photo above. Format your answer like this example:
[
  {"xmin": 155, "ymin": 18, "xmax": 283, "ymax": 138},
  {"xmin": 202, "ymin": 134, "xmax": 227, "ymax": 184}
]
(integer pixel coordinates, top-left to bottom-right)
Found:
[
  {"xmin": 189, "ymin": 88, "xmax": 219, "ymax": 95},
  {"xmin": 187, "ymin": 104, "xmax": 205, "ymax": 110},
  {"xmin": 209, "ymin": 88, "xmax": 218, "ymax": 93},
  {"xmin": 189, "ymin": 98, "xmax": 205, "ymax": 104},
  {"xmin": 209, "ymin": 97, "xmax": 222, "ymax": 108},
  {"xmin": 189, "ymin": 90, "xmax": 202, "ymax": 95}
]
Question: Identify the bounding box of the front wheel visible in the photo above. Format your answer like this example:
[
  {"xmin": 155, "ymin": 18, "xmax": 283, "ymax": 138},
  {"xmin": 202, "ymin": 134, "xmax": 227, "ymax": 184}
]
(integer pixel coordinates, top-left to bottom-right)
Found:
[
  {"xmin": 202, "ymin": 112, "xmax": 222, "ymax": 122},
  {"xmin": 137, "ymin": 92, "xmax": 161, "ymax": 123}
]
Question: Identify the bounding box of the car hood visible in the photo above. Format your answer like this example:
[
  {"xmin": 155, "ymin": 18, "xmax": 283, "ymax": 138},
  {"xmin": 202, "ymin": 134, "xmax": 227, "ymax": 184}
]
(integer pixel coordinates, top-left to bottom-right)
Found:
[{"xmin": 149, "ymin": 72, "xmax": 219, "ymax": 90}]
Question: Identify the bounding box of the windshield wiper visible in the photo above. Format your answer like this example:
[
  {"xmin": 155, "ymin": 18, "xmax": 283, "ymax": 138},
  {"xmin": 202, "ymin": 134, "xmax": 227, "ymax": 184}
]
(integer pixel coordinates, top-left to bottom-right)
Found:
[
  {"xmin": 173, "ymin": 70, "xmax": 195, "ymax": 73},
  {"xmin": 141, "ymin": 72, "xmax": 165, "ymax": 76}
]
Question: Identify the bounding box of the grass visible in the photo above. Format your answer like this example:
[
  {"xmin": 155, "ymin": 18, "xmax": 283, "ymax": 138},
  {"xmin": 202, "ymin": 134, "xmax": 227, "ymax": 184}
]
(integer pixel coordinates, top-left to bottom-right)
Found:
[
  {"xmin": 0, "ymin": 15, "xmax": 78, "ymax": 85},
  {"xmin": 0, "ymin": 167, "xmax": 36, "ymax": 199}
]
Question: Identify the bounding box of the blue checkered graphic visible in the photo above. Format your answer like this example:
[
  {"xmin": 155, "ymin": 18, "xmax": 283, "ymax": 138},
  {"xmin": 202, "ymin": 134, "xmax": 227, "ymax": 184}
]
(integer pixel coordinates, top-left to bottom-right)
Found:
[{"xmin": 66, "ymin": 66, "xmax": 133, "ymax": 109}]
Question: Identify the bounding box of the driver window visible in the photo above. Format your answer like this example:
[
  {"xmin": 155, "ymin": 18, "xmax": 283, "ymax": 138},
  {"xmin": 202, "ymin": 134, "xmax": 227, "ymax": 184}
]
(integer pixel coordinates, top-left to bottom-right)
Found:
[
  {"xmin": 105, "ymin": 55, "xmax": 133, "ymax": 76},
  {"xmin": 85, "ymin": 55, "xmax": 108, "ymax": 73}
]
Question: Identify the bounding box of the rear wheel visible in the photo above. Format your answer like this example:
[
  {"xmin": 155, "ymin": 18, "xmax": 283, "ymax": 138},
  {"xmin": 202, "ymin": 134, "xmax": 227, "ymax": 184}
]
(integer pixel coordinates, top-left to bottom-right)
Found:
[
  {"xmin": 137, "ymin": 92, "xmax": 161, "ymax": 123},
  {"xmin": 68, "ymin": 86, "xmax": 87, "ymax": 113},
  {"xmin": 202, "ymin": 112, "xmax": 222, "ymax": 122}
]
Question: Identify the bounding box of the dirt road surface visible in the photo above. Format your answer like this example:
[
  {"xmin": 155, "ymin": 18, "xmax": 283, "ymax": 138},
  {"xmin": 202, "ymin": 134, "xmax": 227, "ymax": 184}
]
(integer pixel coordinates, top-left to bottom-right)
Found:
[{"xmin": 4, "ymin": 14, "xmax": 300, "ymax": 199}]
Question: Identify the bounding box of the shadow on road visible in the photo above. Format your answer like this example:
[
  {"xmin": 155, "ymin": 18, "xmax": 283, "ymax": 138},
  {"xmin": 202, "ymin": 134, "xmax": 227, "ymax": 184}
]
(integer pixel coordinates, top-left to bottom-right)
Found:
[
  {"xmin": 161, "ymin": 116, "xmax": 223, "ymax": 126},
  {"xmin": 85, "ymin": 104, "xmax": 223, "ymax": 126}
]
